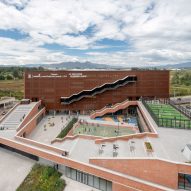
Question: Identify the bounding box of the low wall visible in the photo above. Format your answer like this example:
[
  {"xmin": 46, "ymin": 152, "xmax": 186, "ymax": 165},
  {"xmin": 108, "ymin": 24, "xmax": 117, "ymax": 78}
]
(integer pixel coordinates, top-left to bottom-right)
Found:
[
  {"xmin": 95, "ymin": 132, "xmax": 157, "ymax": 144},
  {"xmin": 16, "ymin": 107, "xmax": 45, "ymax": 137},
  {"xmin": 17, "ymin": 101, "xmax": 42, "ymax": 131},
  {"xmin": 137, "ymin": 102, "xmax": 158, "ymax": 134},
  {"xmin": 90, "ymin": 158, "xmax": 191, "ymax": 190},
  {"xmin": 15, "ymin": 136, "xmax": 64, "ymax": 155},
  {"xmin": 0, "ymin": 103, "xmax": 19, "ymax": 123},
  {"xmin": 51, "ymin": 134, "xmax": 101, "ymax": 144}
]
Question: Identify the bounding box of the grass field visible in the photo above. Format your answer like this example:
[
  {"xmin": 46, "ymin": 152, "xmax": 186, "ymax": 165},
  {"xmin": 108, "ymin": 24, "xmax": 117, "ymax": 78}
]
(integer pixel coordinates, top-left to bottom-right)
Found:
[
  {"xmin": 16, "ymin": 164, "xmax": 65, "ymax": 191},
  {"xmin": 0, "ymin": 80, "xmax": 24, "ymax": 91},
  {"xmin": 73, "ymin": 124, "xmax": 135, "ymax": 137},
  {"xmin": 147, "ymin": 103, "xmax": 191, "ymax": 128},
  {"xmin": 0, "ymin": 79, "xmax": 24, "ymax": 100}
]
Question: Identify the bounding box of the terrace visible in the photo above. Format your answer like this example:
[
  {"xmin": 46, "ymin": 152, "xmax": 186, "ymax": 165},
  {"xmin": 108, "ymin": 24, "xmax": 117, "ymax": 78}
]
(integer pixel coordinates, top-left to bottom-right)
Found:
[
  {"xmin": 19, "ymin": 101, "xmax": 191, "ymax": 164},
  {"xmin": 0, "ymin": 99, "xmax": 191, "ymax": 191},
  {"xmin": 27, "ymin": 114, "xmax": 69, "ymax": 144}
]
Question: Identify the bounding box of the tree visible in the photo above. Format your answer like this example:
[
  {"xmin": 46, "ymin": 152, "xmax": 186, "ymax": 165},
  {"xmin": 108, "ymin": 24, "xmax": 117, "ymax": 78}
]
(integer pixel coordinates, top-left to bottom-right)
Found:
[
  {"xmin": 0, "ymin": 74, "xmax": 5, "ymax": 80},
  {"xmin": 6, "ymin": 74, "xmax": 14, "ymax": 80},
  {"xmin": 13, "ymin": 69, "xmax": 19, "ymax": 79}
]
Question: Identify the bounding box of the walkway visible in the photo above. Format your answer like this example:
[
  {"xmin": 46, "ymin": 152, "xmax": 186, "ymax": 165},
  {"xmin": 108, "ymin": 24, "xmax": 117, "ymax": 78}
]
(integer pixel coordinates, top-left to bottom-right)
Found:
[{"xmin": 0, "ymin": 147, "xmax": 35, "ymax": 191}]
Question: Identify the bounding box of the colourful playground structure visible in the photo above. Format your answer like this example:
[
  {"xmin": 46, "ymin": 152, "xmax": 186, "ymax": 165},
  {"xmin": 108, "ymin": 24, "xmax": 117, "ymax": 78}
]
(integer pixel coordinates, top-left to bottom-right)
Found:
[{"xmin": 95, "ymin": 115, "xmax": 138, "ymax": 126}]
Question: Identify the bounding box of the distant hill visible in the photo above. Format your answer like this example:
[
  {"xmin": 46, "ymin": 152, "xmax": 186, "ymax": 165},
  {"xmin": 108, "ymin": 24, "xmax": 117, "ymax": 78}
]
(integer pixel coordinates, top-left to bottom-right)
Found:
[
  {"xmin": 1, "ymin": 61, "xmax": 190, "ymax": 70},
  {"xmin": 26, "ymin": 61, "xmax": 119, "ymax": 69},
  {"xmin": 158, "ymin": 62, "xmax": 191, "ymax": 69}
]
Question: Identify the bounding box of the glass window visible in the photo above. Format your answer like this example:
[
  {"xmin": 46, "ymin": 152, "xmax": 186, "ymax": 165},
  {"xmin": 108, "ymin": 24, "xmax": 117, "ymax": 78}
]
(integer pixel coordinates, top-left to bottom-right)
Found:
[
  {"xmin": 64, "ymin": 166, "xmax": 112, "ymax": 191},
  {"xmin": 178, "ymin": 173, "xmax": 185, "ymax": 189},
  {"xmin": 100, "ymin": 179, "xmax": 107, "ymax": 191},
  {"xmin": 88, "ymin": 174, "xmax": 94, "ymax": 187},
  {"xmin": 66, "ymin": 167, "xmax": 71, "ymax": 178},
  {"xmin": 83, "ymin": 173, "xmax": 88, "ymax": 185},
  {"xmin": 94, "ymin": 176, "xmax": 100, "ymax": 189},
  {"xmin": 178, "ymin": 173, "xmax": 191, "ymax": 190},
  {"xmin": 106, "ymin": 181, "xmax": 112, "ymax": 191},
  {"xmin": 71, "ymin": 169, "xmax": 77, "ymax": 180},
  {"xmin": 185, "ymin": 174, "xmax": 191, "ymax": 190},
  {"xmin": 77, "ymin": 171, "xmax": 81, "ymax": 182}
]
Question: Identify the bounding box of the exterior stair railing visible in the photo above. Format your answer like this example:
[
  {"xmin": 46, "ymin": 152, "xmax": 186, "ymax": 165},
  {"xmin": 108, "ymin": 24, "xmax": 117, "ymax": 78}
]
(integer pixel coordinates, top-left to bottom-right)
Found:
[
  {"xmin": 90, "ymin": 100, "xmax": 137, "ymax": 119},
  {"xmin": 61, "ymin": 75, "xmax": 137, "ymax": 104}
]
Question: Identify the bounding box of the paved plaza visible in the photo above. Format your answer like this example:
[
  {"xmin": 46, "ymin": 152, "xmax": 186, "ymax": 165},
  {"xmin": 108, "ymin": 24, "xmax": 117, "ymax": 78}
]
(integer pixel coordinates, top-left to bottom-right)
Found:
[
  {"xmin": 0, "ymin": 148, "xmax": 35, "ymax": 191},
  {"xmin": 28, "ymin": 114, "xmax": 68, "ymax": 144}
]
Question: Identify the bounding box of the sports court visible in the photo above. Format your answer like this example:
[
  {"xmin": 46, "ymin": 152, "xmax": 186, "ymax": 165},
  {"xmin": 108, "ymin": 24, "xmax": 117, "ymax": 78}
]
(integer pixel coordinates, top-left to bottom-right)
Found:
[
  {"xmin": 73, "ymin": 123, "xmax": 136, "ymax": 137},
  {"xmin": 147, "ymin": 103, "xmax": 191, "ymax": 128}
]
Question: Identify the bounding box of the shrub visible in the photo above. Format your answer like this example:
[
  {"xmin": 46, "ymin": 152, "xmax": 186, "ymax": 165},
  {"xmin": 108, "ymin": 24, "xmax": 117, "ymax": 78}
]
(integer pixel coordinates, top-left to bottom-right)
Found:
[
  {"xmin": 57, "ymin": 117, "xmax": 78, "ymax": 138},
  {"xmin": 145, "ymin": 142, "xmax": 153, "ymax": 152},
  {"xmin": 16, "ymin": 164, "xmax": 65, "ymax": 191}
]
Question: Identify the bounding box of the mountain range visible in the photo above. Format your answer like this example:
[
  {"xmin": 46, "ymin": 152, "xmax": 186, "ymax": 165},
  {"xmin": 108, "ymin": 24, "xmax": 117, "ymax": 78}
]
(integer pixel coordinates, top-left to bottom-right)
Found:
[
  {"xmin": 1, "ymin": 61, "xmax": 190, "ymax": 69},
  {"xmin": 26, "ymin": 61, "xmax": 117, "ymax": 69},
  {"xmin": 159, "ymin": 62, "xmax": 191, "ymax": 69}
]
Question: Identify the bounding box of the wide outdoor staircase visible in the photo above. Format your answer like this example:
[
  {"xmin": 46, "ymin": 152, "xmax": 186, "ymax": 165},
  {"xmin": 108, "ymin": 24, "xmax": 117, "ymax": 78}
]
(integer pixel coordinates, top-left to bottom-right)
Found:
[
  {"xmin": 61, "ymin": 75, "xmax": 137, "ymax": 104},
  {"xmin": 0, "ymin": 103, "xmax": 36, "ymax": 130},
  {"xmin": 90, "ymin": 100, "xmax": 137, "ymax": 119}
]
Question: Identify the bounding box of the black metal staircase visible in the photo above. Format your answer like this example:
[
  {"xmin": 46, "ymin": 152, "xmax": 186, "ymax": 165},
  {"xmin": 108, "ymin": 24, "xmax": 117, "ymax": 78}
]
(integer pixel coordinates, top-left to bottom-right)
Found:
[{"xmin": 60, "ymin": 75, "xmax": 137, "ymax": 105}]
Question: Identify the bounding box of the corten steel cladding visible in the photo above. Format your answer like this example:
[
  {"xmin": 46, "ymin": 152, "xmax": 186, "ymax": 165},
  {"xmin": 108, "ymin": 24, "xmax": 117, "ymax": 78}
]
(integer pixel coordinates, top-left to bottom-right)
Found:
[{"xmin": 25, "ymin": 70, "xmax": 169, "ymax": 112}]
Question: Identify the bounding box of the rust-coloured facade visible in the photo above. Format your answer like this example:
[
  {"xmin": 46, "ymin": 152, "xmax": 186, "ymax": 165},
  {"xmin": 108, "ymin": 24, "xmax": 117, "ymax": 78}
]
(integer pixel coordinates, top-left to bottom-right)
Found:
[{"xmin": 25, "ymin": 70, "xmax": 169, "ymax": 112}]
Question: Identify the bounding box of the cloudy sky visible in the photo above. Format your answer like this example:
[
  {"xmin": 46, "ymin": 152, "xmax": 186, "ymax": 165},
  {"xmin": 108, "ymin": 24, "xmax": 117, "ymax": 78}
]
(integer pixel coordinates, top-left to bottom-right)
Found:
[{"xmin": 0, "ymin": 0, "xmax": 191, "ymax": 67}]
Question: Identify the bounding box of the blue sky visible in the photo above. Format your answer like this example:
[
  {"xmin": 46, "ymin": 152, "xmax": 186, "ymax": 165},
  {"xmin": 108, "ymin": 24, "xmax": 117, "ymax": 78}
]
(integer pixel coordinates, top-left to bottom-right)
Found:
[{"xmin": 0, "ymin": 0, "xmax": 191, "ymax": 66}]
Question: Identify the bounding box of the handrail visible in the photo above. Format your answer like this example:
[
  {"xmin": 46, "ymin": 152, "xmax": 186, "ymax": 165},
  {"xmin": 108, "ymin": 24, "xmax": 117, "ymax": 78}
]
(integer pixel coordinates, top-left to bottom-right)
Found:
[
  {"xmin": 61, "ymin": 75, "xmax": 137, "ymax": 104},
  {"xmin": 0, "ymin": 102, "xmax": 19, "ymax": 124},
  {"xmin": 91, "ymin": 99, "xmax": 130, "ymax": 114},
  {"xmin": 90, "ymin": 100, "xmax": 137, "ymax": 119}
]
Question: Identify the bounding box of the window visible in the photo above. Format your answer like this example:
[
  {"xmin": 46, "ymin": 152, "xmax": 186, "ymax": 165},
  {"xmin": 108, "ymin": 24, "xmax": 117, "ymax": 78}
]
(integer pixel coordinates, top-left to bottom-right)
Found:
[
  {"xmin": 88, "ymin": 175, "xmax": 94, "ymax": 187},
  {"xmin": 65, "ymin": 167, "xmax": 112, "ymax": 191},
  {"xmin": 66, "ymin": 167, "xmax": 71, "ymax": 178},
  {"xmin": 100, "ymin": 179, "xmax": 107, "ymax": 191},
  {"xmin": 178, "ymin": 173, "xmax": 191, "ymax": 190},
  {"xmin": 94, "ymin": 176, "xmax": 100, "ymax": 189},
  {"xmin": 107, "ymin": 181, "xmax": 112, "ymax": 191},
  {"xmin": 71, "ymin": 169, "xmax": 76, "ymax": 180}
]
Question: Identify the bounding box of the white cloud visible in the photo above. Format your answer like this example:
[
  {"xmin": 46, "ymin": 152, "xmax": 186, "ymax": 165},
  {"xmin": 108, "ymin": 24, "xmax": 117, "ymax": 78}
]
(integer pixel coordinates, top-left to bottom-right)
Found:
[
  {"xmin": 0, "ymin": 37, "xmax": 79, "ymax": 65},
  {"xmin": 0, "ymin": 0, "xmax": 191, "ymax": 66}
]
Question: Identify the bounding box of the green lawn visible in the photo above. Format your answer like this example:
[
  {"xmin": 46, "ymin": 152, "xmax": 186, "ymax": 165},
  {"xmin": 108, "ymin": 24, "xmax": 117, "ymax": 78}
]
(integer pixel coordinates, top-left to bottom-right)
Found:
[
  {"xmin": 73, "ymin": 124, "xmax": 135, "ymax": 137},
  {"xmin": 147, "ymin": 103, "xmax": 191, "ymax": 128},
  {"xmin": 16, "ymin": 164, "xmax": 65, "ymax": 191}
]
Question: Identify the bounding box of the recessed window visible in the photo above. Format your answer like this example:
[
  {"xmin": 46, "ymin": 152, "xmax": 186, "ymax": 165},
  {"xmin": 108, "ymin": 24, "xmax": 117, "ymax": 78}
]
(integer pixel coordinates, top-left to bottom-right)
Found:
[{"xmin": 178, "ymin": 173, "xmax": 191, "ymax": 190}]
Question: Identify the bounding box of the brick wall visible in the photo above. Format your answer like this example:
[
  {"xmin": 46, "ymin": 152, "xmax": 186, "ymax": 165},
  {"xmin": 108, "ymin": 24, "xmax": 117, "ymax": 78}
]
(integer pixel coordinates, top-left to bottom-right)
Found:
[{"xmin": 90, "ymin": 158, "xmax": 191, "ymax": 190}]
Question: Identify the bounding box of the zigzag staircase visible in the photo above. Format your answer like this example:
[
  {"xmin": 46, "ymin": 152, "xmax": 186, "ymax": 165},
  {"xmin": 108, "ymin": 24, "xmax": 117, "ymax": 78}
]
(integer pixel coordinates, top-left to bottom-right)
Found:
[
  {"xmin": 61, "ymin": 75, "xmax": 137, "ymax": 104},
  {"xmin": 90, "ymin": 100, "xmax": 137, "ymax": 119}
]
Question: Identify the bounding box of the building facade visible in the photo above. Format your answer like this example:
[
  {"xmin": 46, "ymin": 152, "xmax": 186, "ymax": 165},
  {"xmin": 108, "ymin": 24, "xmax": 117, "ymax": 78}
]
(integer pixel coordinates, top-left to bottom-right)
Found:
[{"xmin": 25, "ymin": 70, "xmax": 169, "ymax": 113}]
